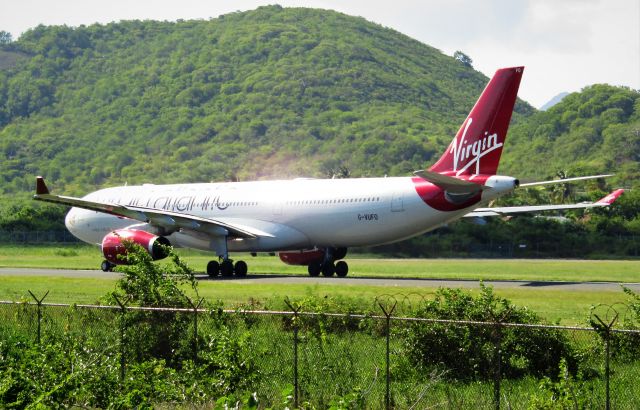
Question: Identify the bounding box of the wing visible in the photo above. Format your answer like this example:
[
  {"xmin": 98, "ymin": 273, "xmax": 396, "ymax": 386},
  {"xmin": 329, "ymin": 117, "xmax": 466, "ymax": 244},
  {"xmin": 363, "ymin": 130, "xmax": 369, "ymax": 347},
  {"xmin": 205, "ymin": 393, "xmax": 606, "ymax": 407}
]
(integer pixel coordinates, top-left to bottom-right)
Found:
[
  {"xmin": 518, "ymin": 174, "xmax": 613, "ymax": 188},
  {"xmin": 33, "ymin": 177, "xmax": 273, "ymax": 239},
  {"xmin": 465, "ymin": 189, "xmax": 624, "ymax": 217}
]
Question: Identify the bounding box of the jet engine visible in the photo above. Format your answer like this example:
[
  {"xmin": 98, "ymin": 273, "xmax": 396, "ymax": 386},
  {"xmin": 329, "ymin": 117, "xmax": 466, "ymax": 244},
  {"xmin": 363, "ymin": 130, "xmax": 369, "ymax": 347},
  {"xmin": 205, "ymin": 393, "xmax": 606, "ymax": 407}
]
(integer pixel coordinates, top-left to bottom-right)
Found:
[{"xmin": 102, "ymin": 229, "xmax": 171, "ymax": 265}]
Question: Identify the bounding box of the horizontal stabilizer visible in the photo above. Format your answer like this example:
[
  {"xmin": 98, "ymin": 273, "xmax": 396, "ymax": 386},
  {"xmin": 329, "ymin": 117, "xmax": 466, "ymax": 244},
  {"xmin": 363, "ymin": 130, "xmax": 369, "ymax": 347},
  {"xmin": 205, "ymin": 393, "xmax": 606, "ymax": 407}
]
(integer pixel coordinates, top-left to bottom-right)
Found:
[{"xmin": 413, "ymin": 170, "xmax": 487, "ymax": 194}]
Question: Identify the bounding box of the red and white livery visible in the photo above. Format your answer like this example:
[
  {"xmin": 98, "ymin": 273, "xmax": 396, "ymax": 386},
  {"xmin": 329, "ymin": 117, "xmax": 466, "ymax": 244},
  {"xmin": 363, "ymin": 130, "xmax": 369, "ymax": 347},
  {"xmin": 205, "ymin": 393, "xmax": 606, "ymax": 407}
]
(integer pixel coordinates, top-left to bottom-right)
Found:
[{"xmin": 34, "ymin": 67, "xmax": 622, "ymax": 277}]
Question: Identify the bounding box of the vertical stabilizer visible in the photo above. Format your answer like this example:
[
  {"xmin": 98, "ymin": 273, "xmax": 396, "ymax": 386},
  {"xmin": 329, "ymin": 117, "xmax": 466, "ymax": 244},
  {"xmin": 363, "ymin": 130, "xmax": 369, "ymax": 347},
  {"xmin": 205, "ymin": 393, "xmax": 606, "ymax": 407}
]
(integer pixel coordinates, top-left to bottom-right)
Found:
[{"xmin": 429, "ymin": 67, "xmax": 524, "ymax": 176}]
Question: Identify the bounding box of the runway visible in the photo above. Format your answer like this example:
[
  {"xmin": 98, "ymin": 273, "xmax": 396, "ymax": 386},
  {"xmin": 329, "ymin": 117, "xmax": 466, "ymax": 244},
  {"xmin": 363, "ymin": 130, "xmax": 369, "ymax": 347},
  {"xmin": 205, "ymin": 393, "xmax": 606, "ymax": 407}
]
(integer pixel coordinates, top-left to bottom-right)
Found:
[{"xmin": 1, "ymin": 268, "xmax": 639, "ymax": 292}]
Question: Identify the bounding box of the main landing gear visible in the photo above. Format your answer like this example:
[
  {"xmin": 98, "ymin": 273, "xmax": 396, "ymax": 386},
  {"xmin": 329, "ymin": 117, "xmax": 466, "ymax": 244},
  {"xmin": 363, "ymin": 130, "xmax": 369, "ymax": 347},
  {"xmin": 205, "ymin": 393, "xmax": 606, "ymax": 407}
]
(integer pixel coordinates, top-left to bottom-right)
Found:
[
  {"xmin": 206, "ymin": 234, "xmax": 249, "ymax": 278},
  {"xmin": 307, "ymin": 260, "xmax": 349, "ymax": 277},
  {"xmin": 307, "ymin": 247, "xmax": 349, "ymax": 277},
  {"xmin": 206, "ymin": 258, "xmax": 248, "ymax": 278}
]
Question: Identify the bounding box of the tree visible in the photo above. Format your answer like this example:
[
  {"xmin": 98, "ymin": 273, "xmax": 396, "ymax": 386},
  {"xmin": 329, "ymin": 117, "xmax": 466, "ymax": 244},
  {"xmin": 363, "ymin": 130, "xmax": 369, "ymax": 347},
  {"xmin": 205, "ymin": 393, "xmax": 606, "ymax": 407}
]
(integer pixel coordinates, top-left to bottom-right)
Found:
[
  {"xmin": 549, "ymin": 170, "xmax": 574, "ymax": 204},
  {"xmin": 110, "ymin": 242, "xmax": 200, "ymax": 364},
  {"xmin": 0, "ymin": 30, "xmax": 12, "ymax": 45},
  {"xmin": 454, "ymin": 50, "xmax": 473, "ymax": 67}
]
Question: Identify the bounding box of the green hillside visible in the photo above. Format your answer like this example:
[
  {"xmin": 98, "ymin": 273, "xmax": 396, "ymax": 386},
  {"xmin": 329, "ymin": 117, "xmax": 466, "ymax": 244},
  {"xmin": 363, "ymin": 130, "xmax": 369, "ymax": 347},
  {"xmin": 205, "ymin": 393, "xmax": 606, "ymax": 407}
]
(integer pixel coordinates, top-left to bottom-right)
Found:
[
  {"xmin": 501, "ymin": 84, "xmax": 640, "ymax": 186},
  {"xmin": 1, "ymin": 5, "xmax": 640, "ymax": 257},
  {"xmin": 0, "ymin": 5, "xmax": 536, "ymax": 197}
]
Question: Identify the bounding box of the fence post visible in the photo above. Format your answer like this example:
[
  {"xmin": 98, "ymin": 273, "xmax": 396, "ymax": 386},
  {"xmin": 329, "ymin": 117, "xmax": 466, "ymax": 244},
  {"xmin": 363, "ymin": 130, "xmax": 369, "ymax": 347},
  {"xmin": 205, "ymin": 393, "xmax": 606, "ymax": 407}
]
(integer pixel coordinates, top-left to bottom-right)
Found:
[
  {"xmin": 378, "ymin": 300, "xmax": 397, "ymax": 410},
  {"xmin": 186, "ymin": 296, "xmax": 204, "ymax": 365},
  {"xmin": 493, "ymin": 323, "xmax": 502, "ymax": 410},
  {"xmin": 28, "ymin": 290, "xmax": 49, "ymax": 344},
  {"xmin": 488, "ymin": 306, "xmax": 512, "ymax": 410},
  {"xmin": 284, "ymin": 298, "xmax": 302, "ymax": 408},
  {"xmin": 113, "ymin": 294, "xmax": 131, "ymax": 382},
  {"xmin": 593, "ymin": 312, "xmax": 618, "ymax": 410}
]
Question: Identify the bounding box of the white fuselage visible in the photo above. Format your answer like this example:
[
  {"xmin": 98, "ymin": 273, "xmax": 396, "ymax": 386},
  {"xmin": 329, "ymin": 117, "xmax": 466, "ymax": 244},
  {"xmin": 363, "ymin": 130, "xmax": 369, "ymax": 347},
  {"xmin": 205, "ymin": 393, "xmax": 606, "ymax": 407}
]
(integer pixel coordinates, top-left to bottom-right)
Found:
[{"xmin": 65, "ymin": 176, "xmax": 515, "ymax": 252}]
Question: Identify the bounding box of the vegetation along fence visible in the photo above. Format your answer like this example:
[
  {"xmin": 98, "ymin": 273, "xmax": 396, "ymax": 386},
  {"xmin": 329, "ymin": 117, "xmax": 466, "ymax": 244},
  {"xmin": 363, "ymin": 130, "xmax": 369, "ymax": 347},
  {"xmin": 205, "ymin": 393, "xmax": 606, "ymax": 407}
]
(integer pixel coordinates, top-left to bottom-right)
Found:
[{"xmin": 0, "ymin": 298, "xmax": 639, "ymax": 409}]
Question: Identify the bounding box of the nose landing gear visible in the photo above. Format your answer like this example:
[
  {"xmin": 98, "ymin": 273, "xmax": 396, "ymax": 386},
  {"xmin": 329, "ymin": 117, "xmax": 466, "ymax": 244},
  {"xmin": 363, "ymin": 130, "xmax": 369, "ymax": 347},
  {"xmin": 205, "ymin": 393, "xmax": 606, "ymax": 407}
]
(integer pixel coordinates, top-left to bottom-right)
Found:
[{"xmin": 101, "ymin": 260, "xmax": 115, "ymax": 272}]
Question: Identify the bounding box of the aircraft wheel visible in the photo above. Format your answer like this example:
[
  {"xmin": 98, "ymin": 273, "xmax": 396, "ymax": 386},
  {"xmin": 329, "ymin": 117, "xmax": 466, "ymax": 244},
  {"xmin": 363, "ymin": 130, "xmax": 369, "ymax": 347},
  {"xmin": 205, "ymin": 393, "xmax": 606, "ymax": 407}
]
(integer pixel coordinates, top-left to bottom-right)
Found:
[
  {"xmin": 207, "ymin": 260, "xmax": 220, "ymax": 277},
  {"xmin": 321, "ymin": 262, "xmax": 335, "ymax": 277},
  {"xmin": 234, "ymin": 260, "xmax": 248, "ymax": 277},
  {"xmin": 335, "ymin": 261, "xmax": 349, "ymax": 277},
  {"xmin": 101, "ymin": 260, "xmax": 114, "ymax": 272},
  {"xmin": 334, "ymin": 247, "xmax": 348, "ymax": 260},
  {"xmin": 308, "ymin": 263, "xmax": 321, "ymax": 277},
  {"xmin": 220, "ymin": 260, "xmax": 234, "ymax": 277}
]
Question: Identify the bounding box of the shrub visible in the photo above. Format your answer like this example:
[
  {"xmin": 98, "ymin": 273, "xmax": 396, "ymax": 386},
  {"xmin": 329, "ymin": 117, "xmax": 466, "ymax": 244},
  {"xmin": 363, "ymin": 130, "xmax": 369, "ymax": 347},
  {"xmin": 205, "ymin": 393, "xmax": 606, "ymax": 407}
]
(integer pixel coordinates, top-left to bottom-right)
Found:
[
  {"xmin": 108, "ymin": 241, "xmax": 200, "ymax": 365},
  {"xmin": 527, "ymin": 358, "xmax": 596, "ymax": 409},
  {"xmin": 281, "ymin": 293, "xmax": 370, "ymax": 338},
  {"xmin": 0, "ymin": 334, "xmax": 118, "ymax": 408},
  {"xmin": 589, "ymin": 286, "xmax": 640, "ymax": 360},
  {"xmin": 403, "ymin": 284, "xmax": 577, "ymax": 381}
]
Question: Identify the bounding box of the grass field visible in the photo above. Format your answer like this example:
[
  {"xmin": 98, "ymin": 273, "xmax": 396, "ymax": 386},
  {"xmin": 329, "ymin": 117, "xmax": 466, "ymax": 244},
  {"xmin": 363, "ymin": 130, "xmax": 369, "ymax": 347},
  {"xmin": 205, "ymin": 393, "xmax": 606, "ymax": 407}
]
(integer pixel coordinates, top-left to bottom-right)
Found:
[
  {"xmin": 1, "ymin": 246, "xmax": 639, "ymax": 407},
  {"xmin": 1, "ymin": 244, "xmax": 639, "ymax": 282},
  {"xmin": 2, "ymin": 245, "xmax": 639, "ymax": 325},
  {"xmin": 0, "ymin": 275, "xmax": 630, "ymax": 325}
]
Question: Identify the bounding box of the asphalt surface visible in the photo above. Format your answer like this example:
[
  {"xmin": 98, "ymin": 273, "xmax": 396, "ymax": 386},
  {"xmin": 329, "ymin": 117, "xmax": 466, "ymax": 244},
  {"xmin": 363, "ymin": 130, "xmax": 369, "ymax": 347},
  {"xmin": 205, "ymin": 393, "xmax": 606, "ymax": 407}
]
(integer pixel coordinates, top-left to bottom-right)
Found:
[{"xmin": 1, "ymin": 268, "xmax": 639, "ymax": 292}]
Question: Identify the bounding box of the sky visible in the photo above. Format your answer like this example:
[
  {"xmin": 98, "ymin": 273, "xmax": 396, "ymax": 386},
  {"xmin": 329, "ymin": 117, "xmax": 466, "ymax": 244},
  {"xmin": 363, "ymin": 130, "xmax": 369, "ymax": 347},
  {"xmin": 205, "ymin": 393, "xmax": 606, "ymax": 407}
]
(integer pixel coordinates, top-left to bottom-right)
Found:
[{"xmin": 1, "ymin": 0, "xmax": 638, "ymax": 108}]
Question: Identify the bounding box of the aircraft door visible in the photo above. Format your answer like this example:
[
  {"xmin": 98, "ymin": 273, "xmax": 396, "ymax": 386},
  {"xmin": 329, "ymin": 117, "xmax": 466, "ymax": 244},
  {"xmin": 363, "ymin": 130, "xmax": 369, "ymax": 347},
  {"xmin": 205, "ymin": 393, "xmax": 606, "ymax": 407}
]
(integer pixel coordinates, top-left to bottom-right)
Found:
[
  {"xmin": 391, "ymin": 192, "xmax": 404, "ymax": 212},
  {"xmin": 273, "ymin": 201, "xmax": 283, "ymax": 216}
]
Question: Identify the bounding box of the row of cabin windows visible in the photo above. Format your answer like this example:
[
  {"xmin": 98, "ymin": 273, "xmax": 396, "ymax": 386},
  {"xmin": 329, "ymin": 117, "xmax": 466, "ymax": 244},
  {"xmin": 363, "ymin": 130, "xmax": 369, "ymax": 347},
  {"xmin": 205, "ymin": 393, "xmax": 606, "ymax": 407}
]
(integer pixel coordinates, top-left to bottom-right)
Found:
[
  {"xmin": 105, "ymin": 197, "xmax": 380, "ymax": 208},
  {"xmin": 213, "ymin": 201, "xmax": 258, "ymax": 207},
  {"xmin": 103, "ymin": 198, "xmax": 258, "ymax": 207},
  {"xmin": 286, "ymin": 197, "xmax": 381, "ymax": 206}
]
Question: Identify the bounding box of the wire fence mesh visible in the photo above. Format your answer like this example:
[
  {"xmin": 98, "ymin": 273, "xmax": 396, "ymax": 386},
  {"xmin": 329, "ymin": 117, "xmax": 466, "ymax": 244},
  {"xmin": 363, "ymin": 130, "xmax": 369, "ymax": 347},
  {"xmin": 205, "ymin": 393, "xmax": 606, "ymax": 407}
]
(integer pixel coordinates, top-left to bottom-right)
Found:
[
  {"xmin": 0, "ymin": 230, "xmax": 80, "ymax": 243},
  {"xmin": 0, "ymin": 299, "xmax": 639, "ymax": 408}
]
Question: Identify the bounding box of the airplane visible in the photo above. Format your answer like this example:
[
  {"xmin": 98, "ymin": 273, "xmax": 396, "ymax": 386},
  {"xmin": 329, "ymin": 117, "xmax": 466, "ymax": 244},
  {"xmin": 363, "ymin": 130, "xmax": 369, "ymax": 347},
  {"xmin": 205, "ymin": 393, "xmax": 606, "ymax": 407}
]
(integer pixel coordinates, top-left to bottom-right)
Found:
[{"xmin": 33, "ymin": 66, "xmax": 623, "ymax": 277}]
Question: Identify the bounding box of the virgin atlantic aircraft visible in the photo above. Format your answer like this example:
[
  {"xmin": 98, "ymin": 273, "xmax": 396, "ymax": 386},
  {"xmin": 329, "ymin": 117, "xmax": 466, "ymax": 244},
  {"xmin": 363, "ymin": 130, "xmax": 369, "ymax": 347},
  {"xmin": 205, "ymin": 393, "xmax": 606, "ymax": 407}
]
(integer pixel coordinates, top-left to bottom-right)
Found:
[{"xmin": 34, "ymin": 67, "xmax": 623, "ymax": 277}]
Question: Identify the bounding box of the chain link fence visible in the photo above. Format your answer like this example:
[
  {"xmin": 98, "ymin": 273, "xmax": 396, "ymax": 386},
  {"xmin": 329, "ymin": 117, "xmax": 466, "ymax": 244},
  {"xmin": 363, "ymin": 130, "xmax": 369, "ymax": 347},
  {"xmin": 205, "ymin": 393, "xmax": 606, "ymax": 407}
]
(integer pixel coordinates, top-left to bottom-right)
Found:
[
  {"xmin": 1, "ymin": 298, "xmax": 639, "ymax": 408},
  {"xmin": 0, "ymin": 230, "xmax": 79, "ymax": 243}
]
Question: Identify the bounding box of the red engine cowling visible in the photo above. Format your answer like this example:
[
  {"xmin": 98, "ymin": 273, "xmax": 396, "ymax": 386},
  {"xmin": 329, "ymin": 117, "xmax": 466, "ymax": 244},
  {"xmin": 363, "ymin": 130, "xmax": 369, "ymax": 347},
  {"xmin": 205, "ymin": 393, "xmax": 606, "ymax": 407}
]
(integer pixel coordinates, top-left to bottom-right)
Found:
[
  {"xmin": 279, "ymin": 249, "xmax": 325, "ymax": 266},
  {"xmin": 102, "ymin": 229, "xmax": 171, "ymax": 265}
]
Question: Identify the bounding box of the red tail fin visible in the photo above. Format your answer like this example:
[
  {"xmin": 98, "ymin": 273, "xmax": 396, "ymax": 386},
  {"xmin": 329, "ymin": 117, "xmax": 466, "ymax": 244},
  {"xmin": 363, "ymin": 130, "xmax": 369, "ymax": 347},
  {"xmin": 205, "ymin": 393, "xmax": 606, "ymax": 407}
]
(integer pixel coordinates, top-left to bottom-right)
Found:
[{"xmin": 429, "ymin": 66, "xmax": 524, "ymax": 176}]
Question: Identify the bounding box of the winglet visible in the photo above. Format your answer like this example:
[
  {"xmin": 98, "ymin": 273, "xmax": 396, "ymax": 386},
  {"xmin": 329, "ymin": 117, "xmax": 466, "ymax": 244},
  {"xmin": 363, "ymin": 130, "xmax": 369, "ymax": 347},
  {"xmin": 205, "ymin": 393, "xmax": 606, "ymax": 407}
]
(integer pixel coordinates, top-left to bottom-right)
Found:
[
  {"xmin": 35, "ymin": 176, "xmax": 50, "ymax": 195},
  {"xmin": 596, "ymin": 189, "xmax": 624, "ymax": 205}
]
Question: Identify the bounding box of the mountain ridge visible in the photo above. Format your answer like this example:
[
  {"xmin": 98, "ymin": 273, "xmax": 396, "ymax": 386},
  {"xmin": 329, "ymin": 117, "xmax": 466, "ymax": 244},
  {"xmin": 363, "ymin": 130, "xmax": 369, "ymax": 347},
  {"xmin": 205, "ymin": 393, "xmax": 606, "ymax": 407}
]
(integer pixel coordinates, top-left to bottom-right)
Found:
[
  {"xmin": 540, "ymin": 91, "xmax": 569, "ymax": 111},
  {"xmin": 0, "ymin": 6, "xmax": 536, "ymax": 196},
  {"xmin": 1, "ymin": 5, "xmax": 637, "ymax": 198},
  {"xmin": 501, "ymin": 84, "xmax": 640, "ymax": 186}
]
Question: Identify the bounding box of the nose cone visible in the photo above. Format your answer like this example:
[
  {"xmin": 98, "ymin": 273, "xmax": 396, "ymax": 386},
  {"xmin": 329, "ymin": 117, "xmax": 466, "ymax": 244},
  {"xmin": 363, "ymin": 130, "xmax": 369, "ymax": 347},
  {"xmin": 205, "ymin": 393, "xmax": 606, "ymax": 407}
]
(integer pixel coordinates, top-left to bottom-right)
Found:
[
  {"xmin": 65, "ymin": 207, "xmax": 104, "ymax": 245},
  {"xmin": 65, "ymin": 208, "xmax": 81, "ymax": 239}
]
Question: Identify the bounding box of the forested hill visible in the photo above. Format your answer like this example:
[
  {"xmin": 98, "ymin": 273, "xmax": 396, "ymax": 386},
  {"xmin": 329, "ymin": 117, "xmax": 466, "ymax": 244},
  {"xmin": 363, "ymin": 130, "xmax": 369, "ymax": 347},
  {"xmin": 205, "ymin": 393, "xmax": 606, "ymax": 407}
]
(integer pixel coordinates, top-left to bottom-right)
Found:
[
  {"xmin": 500, "ymin": 84, "xmax": 640, "ymax": 187},
  {"xmin": 0, "ymin": 5, "xmax": 534, "ymax": 196}
]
